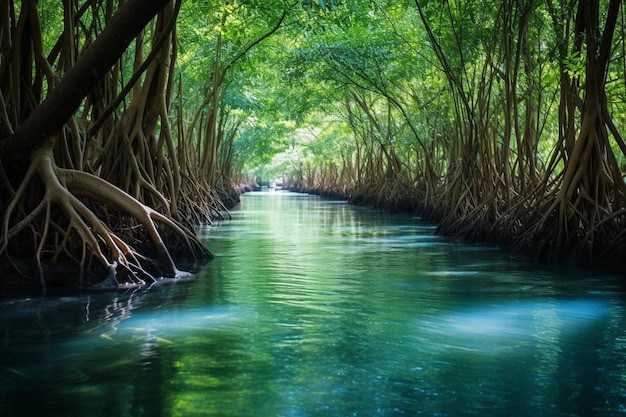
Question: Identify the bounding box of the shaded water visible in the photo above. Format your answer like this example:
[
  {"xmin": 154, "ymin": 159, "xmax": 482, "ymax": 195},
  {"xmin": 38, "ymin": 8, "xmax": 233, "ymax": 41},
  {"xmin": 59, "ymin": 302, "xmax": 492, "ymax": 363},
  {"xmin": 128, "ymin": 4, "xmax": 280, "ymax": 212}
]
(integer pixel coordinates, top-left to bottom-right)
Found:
[{"xmin": 1, "ymin": 191, "xmax": 626, "ymax": 416}]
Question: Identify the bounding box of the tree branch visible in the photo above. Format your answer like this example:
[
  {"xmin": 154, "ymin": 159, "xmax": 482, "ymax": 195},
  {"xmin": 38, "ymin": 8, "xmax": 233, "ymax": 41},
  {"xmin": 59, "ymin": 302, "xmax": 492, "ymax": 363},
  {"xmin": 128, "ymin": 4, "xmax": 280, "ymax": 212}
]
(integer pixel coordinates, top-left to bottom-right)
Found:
[{"xmin": 0, "ymin": 0, "xmax": 172, "ymax": 181}]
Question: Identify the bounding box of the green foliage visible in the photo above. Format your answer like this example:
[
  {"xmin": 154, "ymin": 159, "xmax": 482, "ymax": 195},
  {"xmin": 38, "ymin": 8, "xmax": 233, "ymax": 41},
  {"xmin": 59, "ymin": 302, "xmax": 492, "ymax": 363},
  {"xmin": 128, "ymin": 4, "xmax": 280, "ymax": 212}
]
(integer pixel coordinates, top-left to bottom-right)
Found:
[
  {"xmin": 33, "ymin": 0, "xmax": 626, "ymax": 202},
  {"xmin": 38, "ymin": 0, "xmax": 64, "ymax": 51}
]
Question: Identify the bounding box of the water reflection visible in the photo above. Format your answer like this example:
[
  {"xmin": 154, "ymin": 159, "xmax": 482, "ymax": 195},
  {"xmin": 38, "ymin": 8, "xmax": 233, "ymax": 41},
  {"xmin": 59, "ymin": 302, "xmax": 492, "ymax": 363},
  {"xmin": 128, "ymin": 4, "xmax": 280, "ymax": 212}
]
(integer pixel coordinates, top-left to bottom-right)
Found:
[{"xmin": 1, "ymin": 191, "xmax": 625, "ymax": 417}]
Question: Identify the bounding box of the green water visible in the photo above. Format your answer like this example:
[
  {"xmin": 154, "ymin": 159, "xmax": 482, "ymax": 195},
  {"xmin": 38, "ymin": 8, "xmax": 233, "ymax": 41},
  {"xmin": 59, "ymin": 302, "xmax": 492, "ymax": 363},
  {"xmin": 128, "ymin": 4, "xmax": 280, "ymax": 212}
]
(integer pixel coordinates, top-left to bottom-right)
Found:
[{"xmin": 1, "ymin": 191, "xmax": 625, "ymax": 417}]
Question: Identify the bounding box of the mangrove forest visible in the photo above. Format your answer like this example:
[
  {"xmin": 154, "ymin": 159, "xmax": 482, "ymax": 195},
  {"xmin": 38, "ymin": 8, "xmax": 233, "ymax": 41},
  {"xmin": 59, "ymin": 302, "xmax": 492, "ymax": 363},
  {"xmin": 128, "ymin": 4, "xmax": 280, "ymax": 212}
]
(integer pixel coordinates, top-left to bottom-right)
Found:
[{"xmin": 1, "ymin": 0, "xmax": 625, "ymax": 290}]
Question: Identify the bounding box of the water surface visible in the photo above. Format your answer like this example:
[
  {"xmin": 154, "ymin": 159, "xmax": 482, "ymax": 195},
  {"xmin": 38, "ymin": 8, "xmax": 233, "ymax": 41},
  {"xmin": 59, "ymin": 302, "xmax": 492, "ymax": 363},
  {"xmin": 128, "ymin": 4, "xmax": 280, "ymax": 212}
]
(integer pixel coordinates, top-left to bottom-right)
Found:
[{"xmin": 1, "ymin": 191, "xmax": 625, "ymax": 416}]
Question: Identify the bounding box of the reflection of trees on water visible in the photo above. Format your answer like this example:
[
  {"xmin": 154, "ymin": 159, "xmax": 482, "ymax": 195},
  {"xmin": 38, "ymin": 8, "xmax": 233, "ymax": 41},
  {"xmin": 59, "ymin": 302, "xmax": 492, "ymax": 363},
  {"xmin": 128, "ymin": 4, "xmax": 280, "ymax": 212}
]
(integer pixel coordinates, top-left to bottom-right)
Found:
[
  {"xmin": 1, "ymin": 297, "xmax": 624, "ymax": 417},
  {"xmin": 3, "ymin": 194, "xmax": 626, "ymax": 416}
]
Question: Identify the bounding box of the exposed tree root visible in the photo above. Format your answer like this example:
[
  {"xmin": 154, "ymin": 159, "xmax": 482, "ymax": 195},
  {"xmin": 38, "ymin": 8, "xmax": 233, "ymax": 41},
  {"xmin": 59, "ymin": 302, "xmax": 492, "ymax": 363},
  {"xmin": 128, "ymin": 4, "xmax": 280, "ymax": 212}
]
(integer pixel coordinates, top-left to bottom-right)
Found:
[
  {"xmin": 494, "ymin": 119, "xmax": 626, "ymax": 269},
  {"xmin": 0, "ymin": 146, "xmax": 212, "ymax": 290}
]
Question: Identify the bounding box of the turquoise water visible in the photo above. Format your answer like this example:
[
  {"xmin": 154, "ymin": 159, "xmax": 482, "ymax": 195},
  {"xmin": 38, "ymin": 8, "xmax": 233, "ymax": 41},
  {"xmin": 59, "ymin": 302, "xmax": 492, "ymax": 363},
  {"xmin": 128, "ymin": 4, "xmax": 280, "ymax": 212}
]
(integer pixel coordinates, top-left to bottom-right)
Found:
[{"xmin": 1, "ymin": 191, "xmax": 625, "ymax": 416}]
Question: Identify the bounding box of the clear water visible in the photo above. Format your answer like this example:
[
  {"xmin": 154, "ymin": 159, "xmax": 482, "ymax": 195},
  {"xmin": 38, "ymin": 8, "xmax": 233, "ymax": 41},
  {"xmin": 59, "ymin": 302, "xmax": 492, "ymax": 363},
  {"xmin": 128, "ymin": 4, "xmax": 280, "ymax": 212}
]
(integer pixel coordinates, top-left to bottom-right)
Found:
[{"xmin": 1, "ymin": 191, "xmax": 625, "ymax": 417}]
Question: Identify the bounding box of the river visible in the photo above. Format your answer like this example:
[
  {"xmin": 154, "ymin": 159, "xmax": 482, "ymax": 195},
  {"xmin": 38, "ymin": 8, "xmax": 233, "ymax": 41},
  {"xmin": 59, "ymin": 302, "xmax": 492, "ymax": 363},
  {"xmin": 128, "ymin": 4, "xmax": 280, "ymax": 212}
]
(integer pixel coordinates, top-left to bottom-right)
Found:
[{"xmin": 1, "ymin": 190, "xmax": 625, "ymax": 416}]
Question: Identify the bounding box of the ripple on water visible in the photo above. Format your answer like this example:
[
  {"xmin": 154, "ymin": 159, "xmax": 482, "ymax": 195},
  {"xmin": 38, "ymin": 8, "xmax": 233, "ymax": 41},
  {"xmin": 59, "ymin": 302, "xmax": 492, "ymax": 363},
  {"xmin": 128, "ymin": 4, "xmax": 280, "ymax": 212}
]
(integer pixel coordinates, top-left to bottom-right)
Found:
[{"xmin": 2, "ymin": 192, "xmax": 626, "ymax": 417}]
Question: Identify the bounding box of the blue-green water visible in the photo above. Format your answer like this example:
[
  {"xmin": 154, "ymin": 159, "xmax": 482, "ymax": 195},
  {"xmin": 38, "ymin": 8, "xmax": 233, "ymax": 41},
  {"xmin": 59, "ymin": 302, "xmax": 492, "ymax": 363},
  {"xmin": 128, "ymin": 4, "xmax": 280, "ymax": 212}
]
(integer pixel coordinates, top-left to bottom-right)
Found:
[{"xmin": 1, "ymin": 191, "xmax": 626, "ymax": 417}]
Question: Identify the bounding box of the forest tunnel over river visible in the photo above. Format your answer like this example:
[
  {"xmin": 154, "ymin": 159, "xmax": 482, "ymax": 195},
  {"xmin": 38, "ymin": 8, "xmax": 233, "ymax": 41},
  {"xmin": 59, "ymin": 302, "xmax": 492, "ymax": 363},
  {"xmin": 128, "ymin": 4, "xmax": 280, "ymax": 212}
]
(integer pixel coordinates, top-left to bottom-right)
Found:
[{"xmin": 0, "ymin": 0, "xmax": 625, "ymax": 290}]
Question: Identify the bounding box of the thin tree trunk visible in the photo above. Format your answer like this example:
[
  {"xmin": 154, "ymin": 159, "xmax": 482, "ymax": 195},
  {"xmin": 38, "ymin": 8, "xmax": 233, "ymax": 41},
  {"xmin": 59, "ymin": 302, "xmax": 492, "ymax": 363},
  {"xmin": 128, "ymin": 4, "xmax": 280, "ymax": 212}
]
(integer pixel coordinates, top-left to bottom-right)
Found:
[{"xmin": 1, "ymin": 0, "xmax": 172, "ymax": 180}]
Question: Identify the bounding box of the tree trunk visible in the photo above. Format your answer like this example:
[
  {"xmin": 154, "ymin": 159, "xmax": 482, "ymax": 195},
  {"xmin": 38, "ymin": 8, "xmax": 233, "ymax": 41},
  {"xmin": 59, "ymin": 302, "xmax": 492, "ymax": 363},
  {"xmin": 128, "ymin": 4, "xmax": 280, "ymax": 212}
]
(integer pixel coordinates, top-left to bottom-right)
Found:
[
  {"xmin": 510, "ymin": 0, "xmax": 625, "ymax": 267},
  {"xmin": 0, "ymin": 0, "xmax": 172, "ymax": 180}
]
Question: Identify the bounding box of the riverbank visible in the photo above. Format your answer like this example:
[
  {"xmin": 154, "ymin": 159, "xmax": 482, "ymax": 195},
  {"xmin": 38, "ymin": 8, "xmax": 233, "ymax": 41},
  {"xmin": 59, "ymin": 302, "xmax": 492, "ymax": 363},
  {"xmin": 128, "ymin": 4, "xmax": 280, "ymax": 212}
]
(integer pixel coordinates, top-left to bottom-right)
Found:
[{"xmin": 285, "ymin": 181, "xmax": 626, "ymax": 275}]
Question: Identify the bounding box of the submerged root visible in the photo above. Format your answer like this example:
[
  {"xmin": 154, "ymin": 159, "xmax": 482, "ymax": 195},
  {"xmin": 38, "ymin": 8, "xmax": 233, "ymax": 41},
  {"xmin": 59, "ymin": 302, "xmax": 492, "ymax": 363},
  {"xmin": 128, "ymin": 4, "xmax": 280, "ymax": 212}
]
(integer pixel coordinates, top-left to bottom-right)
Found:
[
  {"xmin": 496, "ymin": 178, "xmax": 626, "ymax": 270},
  {"xmin": 0, "ymin": 147, "xmax": 212, "ymax": 290}
]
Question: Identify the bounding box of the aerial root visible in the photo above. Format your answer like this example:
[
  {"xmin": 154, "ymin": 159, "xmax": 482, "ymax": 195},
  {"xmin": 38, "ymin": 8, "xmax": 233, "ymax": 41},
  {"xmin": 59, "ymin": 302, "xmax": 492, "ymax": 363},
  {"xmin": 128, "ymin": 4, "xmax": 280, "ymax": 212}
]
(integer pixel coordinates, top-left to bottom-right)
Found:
[{"xmin": 0, "ymin": 146, "xmax": 204, "ymax": 288}]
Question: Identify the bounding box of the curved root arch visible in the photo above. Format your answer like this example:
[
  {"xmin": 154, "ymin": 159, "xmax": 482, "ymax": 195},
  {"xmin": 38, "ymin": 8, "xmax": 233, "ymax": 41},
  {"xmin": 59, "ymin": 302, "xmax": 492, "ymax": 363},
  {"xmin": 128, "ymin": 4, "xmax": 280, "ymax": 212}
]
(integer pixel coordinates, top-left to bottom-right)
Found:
[{"xmin": 0, "ymin": 147, "xmax": 211, "ymax": 290}]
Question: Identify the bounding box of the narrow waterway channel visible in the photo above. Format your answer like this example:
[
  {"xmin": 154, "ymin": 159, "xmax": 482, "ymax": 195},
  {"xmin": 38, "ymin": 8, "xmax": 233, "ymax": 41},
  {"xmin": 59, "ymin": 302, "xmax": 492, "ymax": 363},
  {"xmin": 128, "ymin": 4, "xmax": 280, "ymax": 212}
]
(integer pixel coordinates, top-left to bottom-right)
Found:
[{"xmin": 1, "ymin": 191, "xmax": 625, "ymax": 417}]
